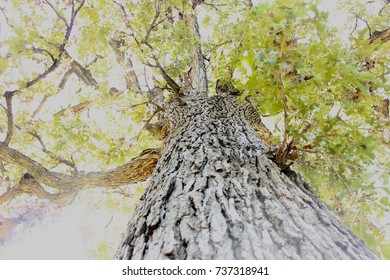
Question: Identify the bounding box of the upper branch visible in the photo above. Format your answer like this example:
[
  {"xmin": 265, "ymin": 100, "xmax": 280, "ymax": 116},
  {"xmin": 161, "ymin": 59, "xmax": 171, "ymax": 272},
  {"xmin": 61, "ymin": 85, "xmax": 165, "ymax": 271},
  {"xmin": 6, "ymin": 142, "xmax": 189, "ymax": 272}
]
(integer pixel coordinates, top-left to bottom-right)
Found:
[
  {"xmin": 0, "ymin": 7, "xmax": 14, "ymax": 29},
  {"xmin": 183, "ymin": 11, "xmax": 208, "ymax": 95},
  {"xmin": 109, "ymin": 38, "xmax": 141, "ymax": 91},
  {"xmin": 3, "ymin": 0, "xmax": 85, "ymax": 99},
  {"xmin": 152, "ymin": 55, "xmax": 181, "ymax": 95},
  {"xmin": 43, "ymin": 0, "xmax": 68, "ymax": 27},
  {"xmin": 3, "ymin": 91, "xmax": 15, "ymax": 145}
]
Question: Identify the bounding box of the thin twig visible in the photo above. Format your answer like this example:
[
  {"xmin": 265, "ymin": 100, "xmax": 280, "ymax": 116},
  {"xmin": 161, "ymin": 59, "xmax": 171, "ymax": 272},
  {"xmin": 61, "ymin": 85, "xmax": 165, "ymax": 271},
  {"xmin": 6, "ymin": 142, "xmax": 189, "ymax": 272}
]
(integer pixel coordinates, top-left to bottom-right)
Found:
[
  {"xmin": 32, "ymin": 94, "xmax": 49, "ymax": 118},
  {"xmin": 5, "ymin": 0, "xmax": 85, "ymax": 97},
  {"xmin": 29, "ymin": 47, "xmax": 56, "ymax": 63},
  {"xmin": 202, "ymin": 1, "xmax": 227, "ymax": 11},
  {"xmin": 112, "ymin": 0, "xmax": 133, "ymax": 27},
  {"xmin": 354, "ymin": 13, "xmax": 372, "ymax": 37},
  {"xmin": 26, "ymin": 130, "xmax": 76, "ymax": 169},
  {"xmin": 205, "ymin": 40, "xmax": 233, "ymax": 55},
  {"xmin": 143, "ymin": 0, "xmax": 163, "ymax": 44},
  {"xmin": 350, "ymin": 16, "xmax": 358, "ymax": 36},
  {"xmin": 131, "ymin": 108, "xmax": 163, "ymax": 141},
  {"xmin": 324, "ymin": 154, "xmax": 358, "ymax": 205},
  {"xmin": 0, "ymin": 7, "xmax": 14, "ymax": 28},
  {"xmin": 43, "ymin": 0, "xmax": 68, "ymax": 26},
  {"xmin": 349, "ymin": 207, "xmax": 361, "ymax": 227}
]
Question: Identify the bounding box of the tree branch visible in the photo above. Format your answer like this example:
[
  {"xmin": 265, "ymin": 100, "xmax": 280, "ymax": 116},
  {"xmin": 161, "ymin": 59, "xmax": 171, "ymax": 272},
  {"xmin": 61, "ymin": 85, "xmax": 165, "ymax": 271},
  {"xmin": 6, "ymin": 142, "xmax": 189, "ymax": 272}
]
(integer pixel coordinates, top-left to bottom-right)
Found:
[
  {"xmin": 112, "ymin": 0, "xmax": 133, "ymax": 27},
  {"xmin": 369, "ymin": 27, "xmax": 390, "ymax": 43},
  {"xmin": 109, "ymin": 38, "xmax": 141, "ymax": 91},
  {"xmin": 151, "ymin": 55, "xmax": 181, "ymax": 95},
  {"xmin": 113, "ymin": 2, "xmax": 181, "ymax": 96},
  {"xmin": 43, "ymin": 0, "xmax": 68, "ymax": 27},
  {"xmin": 353, "ymin": 13, "xmax": 372, "ymax": 37},
  {"xmin": 4, "ymin": 0, "xmax": 85, "ymax": 99},
  {"xmin": 0, "ymin": 173, "xmax": 77, "ymax": 206},
  {"xmin": 183, "ymin": 12, "xmax": 208, "ymax": 94},
  {"xmin": 54, "ymin": 101, "xmax": 92, "ymax": 116},
  {"xmin": 59, "ymin": 68, "xmax": 75, "ymax": 90},
  {"xmin": 28, "ymin": 47, "xmax": 56, "ymax": 63},
  {"xmin": 25, "ymin": 130, "xmax": 76, "ymax": 169},
  {"xmin": 3, "ymin": 90, "xmax": 15, "ymax": 145},
  {"xmin": 69, "ymin": 60, "xmax": 99, "ymax": 89},
  {"xmin": 0, "ymin": 7, "xmax": 14, "ymax": 29},
  {"xmin": 0, "ymin": 144, "xmax": 161, "ymax": 190},
  {"xmin": 26, "ymin": 59, "xmax": 60, "ymax": 88},
  {"xmin": 32, "ymin": 94, "xmax": 49, "ymax": 118},
  {"xmin": 143, "ymin": 0, "xmax": 163, "ymax": 44}
]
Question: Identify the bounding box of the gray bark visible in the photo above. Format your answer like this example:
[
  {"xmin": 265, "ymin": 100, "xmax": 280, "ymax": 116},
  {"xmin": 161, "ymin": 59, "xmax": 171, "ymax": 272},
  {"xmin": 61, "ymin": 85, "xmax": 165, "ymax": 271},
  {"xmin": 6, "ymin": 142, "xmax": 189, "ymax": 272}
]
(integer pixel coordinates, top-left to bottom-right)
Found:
[{"xmin": 115, "ymin": 94, "xmax": 377, "ymax": 260}]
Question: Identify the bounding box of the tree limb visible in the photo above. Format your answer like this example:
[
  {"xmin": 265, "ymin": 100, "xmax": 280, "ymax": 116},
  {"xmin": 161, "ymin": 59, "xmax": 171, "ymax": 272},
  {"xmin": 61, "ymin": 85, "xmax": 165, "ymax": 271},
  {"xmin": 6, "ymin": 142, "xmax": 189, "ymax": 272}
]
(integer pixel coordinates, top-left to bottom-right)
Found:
[
  {"xmin": 3, "ymin": 90, "xmax": 15, "ymax": 145},
  {"xmin": 0, "ymin": 173, "xmax": 77, "ymax": 206},
  {"xmin": 143, "ymin": 0, "xmax": 163, "ymax": 44},
  {"xmin": 69, "ymin": 60, "xmax": 99, "ymax": 89},
  {"xmin": 151, "ymin": 55, "xmax": 181, "ymax": 95},
  {"xmin": 109, "ymin": 38, "xmax": 141, "ymax": 91},
  {"xmin": 145, "ymin": 120, "xmax": 170, "ymax": 140},
  {"xmin": 32, "ymin": 94, "xmax": 49, "ymax": 118},
  {"xmin": 59, "ymin": 68, "xmax": 75, "ymax": 90},
  {"xmin": 0, "ymin": 144, "xmax": 161, "ymax": 190},
  {"xmin": 54, "ymin": 101, "xmax": 92, "ymax": 116},
  {"xmin": 183, "ymin": 12, "xmax": 208, "ymax": 94},
  {"xmin": 369, "ymin": 27, "xmax": 390, "ymax": 43}
]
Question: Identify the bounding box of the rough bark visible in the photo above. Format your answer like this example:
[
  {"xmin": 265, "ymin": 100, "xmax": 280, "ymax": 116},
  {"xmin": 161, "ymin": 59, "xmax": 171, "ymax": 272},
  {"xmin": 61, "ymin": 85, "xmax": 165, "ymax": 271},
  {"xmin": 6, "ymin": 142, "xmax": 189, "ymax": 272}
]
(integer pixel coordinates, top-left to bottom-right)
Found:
[{"xmin": 115, "ymin": 94, "xmax": 376, "ymax": 260}]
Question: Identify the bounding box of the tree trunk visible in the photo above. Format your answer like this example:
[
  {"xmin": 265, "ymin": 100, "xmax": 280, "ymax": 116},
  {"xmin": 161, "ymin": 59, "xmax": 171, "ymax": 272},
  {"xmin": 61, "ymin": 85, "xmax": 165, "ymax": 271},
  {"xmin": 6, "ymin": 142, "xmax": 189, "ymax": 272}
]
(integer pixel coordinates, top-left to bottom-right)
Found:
[{"xmin": 115, "ymin": 94, "xmax": 377, "ymax": 260}]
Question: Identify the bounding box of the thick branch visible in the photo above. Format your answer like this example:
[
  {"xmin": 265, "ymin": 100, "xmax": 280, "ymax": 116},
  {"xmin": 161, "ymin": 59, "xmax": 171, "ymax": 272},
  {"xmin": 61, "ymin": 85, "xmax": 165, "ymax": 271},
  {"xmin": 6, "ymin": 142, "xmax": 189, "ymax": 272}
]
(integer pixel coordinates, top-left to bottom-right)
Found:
[
  {"xmin": 0, "ymin": 173, "xmax": 76, "ymax": 206},
  {"xmin": 70, "ymin": 60, "xmax": 98, "ymax": 89},
  {"xmin": 109, "ymin": 38, "xmax": 141, "ymax": 91},
  {"xmin": 369, "ymin": 27, "xmax": 390, "ymax": 43},
  {"xmin": 0, "ymin": 144, "xmax": 160, "ymax": 190},
  {"xmin": 58, "ymin": 68, "xmax": 75, "ymax": 90},
  {"xmin": 183, "ymin": 12, "xmax": 208, "ymax": 94},
  {"xmin": 152, "ymin": 56, "xmax": 181, "ymax": 95},
  {"xmin": 145, "ymin": 120, "xmax": 170, "ymax": 140},
  {"xmin": 3, "ymin": 91, "xmax": 15, "ymax": 145}
]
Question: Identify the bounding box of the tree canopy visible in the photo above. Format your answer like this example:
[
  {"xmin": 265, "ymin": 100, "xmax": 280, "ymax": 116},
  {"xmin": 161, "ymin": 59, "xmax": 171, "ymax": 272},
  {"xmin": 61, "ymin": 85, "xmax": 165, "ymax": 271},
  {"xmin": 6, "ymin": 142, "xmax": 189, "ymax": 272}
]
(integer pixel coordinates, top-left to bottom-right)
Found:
[{"xmin": 0, "ymin": 0, "xmax": 389, "ymax": 258}]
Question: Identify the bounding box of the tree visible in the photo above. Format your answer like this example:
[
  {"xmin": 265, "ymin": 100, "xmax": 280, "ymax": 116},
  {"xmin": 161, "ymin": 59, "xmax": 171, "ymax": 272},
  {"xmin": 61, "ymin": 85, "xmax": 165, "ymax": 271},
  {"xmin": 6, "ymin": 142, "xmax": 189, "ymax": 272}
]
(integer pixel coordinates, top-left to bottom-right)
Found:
[{"xmin": 0, "ymin": 0, "xmax": 389, "ymax": 259}]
